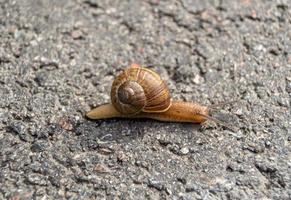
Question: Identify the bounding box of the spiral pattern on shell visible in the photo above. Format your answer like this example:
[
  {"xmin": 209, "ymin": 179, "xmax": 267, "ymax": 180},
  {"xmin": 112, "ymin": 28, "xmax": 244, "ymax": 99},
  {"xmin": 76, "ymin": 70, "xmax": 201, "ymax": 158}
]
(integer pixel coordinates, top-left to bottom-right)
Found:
[{"xmin": 111, "ymin": 67, "xmax": 171, "ymax": 115}]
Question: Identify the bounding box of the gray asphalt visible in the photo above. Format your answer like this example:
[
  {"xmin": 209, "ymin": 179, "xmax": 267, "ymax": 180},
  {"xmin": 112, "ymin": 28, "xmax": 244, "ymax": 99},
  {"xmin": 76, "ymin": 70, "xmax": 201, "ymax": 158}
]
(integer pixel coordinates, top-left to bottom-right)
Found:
[{"xmin": 0, "ymin": 0, "xmax": 290, "ymax": 199}]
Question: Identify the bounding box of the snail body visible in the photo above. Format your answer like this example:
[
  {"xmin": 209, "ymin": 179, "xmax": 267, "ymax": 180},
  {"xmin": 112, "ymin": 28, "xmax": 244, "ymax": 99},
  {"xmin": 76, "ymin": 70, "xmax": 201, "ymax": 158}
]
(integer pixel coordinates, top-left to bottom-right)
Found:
[
  {"xmin": 87, "ymin": 64, "xmax": 233, "ymax": 128},
  {"xmin": 86, "ymin": 101, "xmax": 208, "ymax": 123}
]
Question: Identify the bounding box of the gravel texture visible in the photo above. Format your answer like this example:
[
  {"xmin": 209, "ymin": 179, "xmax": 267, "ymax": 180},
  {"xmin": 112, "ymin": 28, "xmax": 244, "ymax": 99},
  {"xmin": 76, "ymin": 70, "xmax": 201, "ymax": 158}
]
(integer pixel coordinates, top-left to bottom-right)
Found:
[{"xmin": 0, "ymin": 0, "xmax": 291, "ymax": 199}]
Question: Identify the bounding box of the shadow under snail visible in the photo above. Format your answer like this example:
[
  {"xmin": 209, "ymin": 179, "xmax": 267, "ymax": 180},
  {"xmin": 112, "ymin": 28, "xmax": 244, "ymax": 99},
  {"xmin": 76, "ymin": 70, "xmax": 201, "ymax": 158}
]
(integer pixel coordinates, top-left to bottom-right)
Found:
[{"xmin": 86, "ymin": 64, "xmax": 235, "ymax": 129}]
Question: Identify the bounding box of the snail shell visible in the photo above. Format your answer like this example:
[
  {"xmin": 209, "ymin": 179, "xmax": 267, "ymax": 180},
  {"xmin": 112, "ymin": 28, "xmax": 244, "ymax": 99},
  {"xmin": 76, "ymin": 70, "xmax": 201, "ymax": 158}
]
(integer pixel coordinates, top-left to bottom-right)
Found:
[{"xmin": 111, "ymin": 67, "xmax": 171, "ymax": 115}]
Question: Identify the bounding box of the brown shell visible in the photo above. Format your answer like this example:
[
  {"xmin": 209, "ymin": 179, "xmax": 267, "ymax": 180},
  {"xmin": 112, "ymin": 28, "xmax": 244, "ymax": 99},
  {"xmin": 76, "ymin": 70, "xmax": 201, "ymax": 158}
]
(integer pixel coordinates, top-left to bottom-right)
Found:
[{"xmin": 111, "ymin": 67, "xmax": 171, "ymax": 115}]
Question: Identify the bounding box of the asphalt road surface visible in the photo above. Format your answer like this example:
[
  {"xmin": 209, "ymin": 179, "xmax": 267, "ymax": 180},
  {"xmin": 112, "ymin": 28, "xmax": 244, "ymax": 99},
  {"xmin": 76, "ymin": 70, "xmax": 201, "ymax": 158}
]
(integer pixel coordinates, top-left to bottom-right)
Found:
[{"xmin": 0, "ymin": 0, "xmax": 290, "ymax": 199}]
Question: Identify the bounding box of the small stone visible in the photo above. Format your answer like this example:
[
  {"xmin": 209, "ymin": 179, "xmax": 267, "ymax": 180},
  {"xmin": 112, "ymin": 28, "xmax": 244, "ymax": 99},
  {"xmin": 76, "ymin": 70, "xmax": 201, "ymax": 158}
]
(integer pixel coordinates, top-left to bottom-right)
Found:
[
  {"xmin": 26, "ymin": 174, "xmax": 47, "ymax": 186},
  {"xmin": 233, "ymin": 108, "xmax": 243, "ymax": 116},
  {"xmin": 8, "ymin": 122, "xmax": 32, "ymax": 142},
  {"xmin": 135, "ymin": 160, "xmax": 149, "ymax": 169},
  {"xmin": 185, "ymin": 184, "xmax": 200, "ymax": 192},
  {"xmin": 254, "ymin": 44, "xmax": 266, "ymax": 52},
  {"xmin": 177, "ymin": 176, "xmax": 187, "ymax": 184},
  {"xmin": 148, "ymin": 179, "xmax": 164, "ymax": 191},
  {"xmin": 133, "ymin": 175, "xmax": 146, "ymax": 184},
  {"xmin": 98, "ymin": 147, "xmax": 114, "ymax": 155},
  {"xmin": 116, "ymin": 151, "xmax": 127, "ymax": 163},
  {"xmin": 94, "ymin": 164, "xmax": 110, "ymax": 173},
  {"xmin": 158, "ymin": 137, "xmax": 172, "ymax": 146},
  {"xmin": 7, "ymin": 25, "xmax": 17, "ymax": 34},
  {"xmin": 34, "ymin": 56, "xmax": 59, "ymax": 68},
  {"xmin": 8, "ymin": 122, "xmax": 25, "ymax": 135},
  {"xmin": 286, "ymin": 82, "xmax": 291, "ymax": 93},
  {"xmin": 180, "ymin": 147, "xmax": 189, "ymax": 155},
  {"xmin": 31, "ymin": 142, "xmax": 47, "ymax": 152},
  {"xmin": 59, "ymin": 118, "xmax": 73, "ymax": 131},
  {"xmin": 34, "ymin": 72, "xmax": 47, "ymax": 86},
  {"xmin": 71, "ymin": 30, "xmax": 83, "ymax": 39},
  {"xmin": 8, "ymin": 192, "xmax": 32, "ymax": 200},
  {"xmin": 244, "ymin": 143, "xmax": 265, "ymax": 153},
  {"xmin": 49, "ymin": 176, "xmax": 61, "ymax": 187},
  {"xmin": 192, "ymin": 74, "xmax": 201, "ymax": 84},
  {"xmin": 74, "ymin": 21, "xmax": 84, "ymax": 28},
  {"xmin": 277, "ymin": 97, "xmax": 289, "ymax": 107},
  {"xmin": 265, "ymin": 140, "xmax": 271, "ymax": 147},
  {"xmin": 165, "ymin": 187, "xmax": 172, "ymax": 195},
  {"xmin": 84, "ymin": 0, "xmax": 99, "ymax": 7}
]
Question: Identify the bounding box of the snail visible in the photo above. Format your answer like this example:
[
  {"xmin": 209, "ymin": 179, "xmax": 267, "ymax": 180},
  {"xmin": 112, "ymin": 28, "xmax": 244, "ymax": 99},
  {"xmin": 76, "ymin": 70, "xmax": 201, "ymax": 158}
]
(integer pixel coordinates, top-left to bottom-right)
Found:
[{"xmin": 86, "ymin": 64, "xmax": 234, "ymax": 129}]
